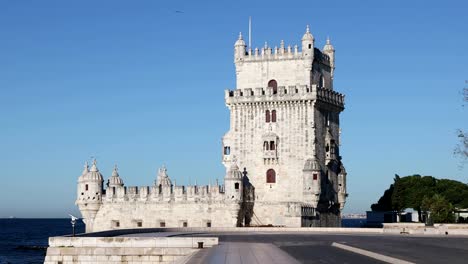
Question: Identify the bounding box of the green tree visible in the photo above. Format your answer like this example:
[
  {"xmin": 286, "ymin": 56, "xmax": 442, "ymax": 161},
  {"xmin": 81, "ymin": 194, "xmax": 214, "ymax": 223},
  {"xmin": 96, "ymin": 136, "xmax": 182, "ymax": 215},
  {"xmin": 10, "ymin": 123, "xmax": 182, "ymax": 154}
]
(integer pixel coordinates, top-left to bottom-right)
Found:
[{"xmin": 421, "ymin": 194, "xmax": 455, "ymax": 223}]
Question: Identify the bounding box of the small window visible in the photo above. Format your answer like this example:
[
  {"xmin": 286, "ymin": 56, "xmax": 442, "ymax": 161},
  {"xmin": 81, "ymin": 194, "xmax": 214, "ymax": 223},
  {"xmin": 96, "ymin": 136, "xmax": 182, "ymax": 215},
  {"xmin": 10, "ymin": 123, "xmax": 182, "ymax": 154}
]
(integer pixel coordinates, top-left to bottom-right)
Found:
[
  {"xmin": 235, "ymin": 182, "xmax": 240, "ymax": 190},
  {"xmin": 224, "ymin": 146, "xmax": 231, "ymax": 155},
  {"xmin": 112, "ymin": 187, "xmax": 116, "ymax": 195},
  {"xmin": 264, "ymin": 141, "xmax": 269, "ymax": 150},
  {"xmin": 313, "ymin": 173, "xmax": 318, "ymax": 180},
  {"xmin": 266, "ymin": 110, "xmax": 270, "ymax": 123},
  {"xmin": 271, "ymin": 110, "xmax": 276, "ymax": 122},
  {"xmin": 183, "ymin": 222, "xmax": 188, "ymax": 227},
  {"xmin": 206, "ymin": 221, "xmax": 212, "ymax": 227},
  {"xmin": 266, "ymin": 169, "xmax": 276, "ymax": 183},
  {"xmin": 137, "ymin": 221, "xmax": 142, "ymax": 227},
  {"xmin": 85, "ymin": 184, "xmax": 88, "ymax": 191},
  {"xmin": 308, "ymin": 44, "xmax": 312, "ymax": 49},
  {"xmin": 270, "ymin": 141, "xmax": 275, "ymax": 151},
  {"xmin": 112, "ymin": 220, "xmax": 120, "ymax": 228},
  {"xmin": 160, "ymin": 221, "xmax": 166, "ymax": 227}
]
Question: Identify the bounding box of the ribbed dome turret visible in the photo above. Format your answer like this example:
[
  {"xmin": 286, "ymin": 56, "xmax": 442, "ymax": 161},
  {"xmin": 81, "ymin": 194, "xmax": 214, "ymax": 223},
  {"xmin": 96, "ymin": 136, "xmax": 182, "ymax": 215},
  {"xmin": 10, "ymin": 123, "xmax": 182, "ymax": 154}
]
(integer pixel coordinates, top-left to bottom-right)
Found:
[
  {"xmin": 304, "ymin": 155, "xmax": 320, "ymax": 171},
  {"xmin": 301, "ymin": 25, "xmax": 314, "ymax": 41},
  {"xmin": 81, "ymin": 159, "xmax": 103, "ymax": 181},
  {"xmin": 227, "ymin": 162, "xmax": 243, "ymax": 179},
  {"xmin": 323, "ymin": 37, "xmax": 334, "ymax": 52},
  {"xmin": 234, "ymin": 32, "xmax": 246, "ymax": 46},
  {"xmin": 156, "ymin": 165, "xmax": 172, "ymax": 186},
  {"xmin": 108, "ymin": 164, "xmax": 124, "ymax": 187}
]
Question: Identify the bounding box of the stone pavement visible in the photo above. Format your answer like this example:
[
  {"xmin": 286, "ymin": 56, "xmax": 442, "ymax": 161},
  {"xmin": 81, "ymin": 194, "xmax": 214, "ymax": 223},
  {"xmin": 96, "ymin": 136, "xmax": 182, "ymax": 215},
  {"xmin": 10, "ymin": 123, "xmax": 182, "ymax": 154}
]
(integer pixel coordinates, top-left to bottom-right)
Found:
[{"xmin": 187, "ymin": 242, "xmax": 300, "ymax": 264}]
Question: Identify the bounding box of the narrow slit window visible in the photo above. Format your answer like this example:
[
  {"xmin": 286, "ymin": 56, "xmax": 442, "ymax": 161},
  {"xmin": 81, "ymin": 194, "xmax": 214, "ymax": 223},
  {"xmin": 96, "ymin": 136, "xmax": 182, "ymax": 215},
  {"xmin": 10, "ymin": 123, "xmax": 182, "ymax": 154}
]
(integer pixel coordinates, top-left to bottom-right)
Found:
[
  {"xmin": 266, "ymin": 110, "xmax": 270, "ymax": 123},
  {"xmin": 271, "ymin": 110, "xmax": 276, "ymax": 122}
]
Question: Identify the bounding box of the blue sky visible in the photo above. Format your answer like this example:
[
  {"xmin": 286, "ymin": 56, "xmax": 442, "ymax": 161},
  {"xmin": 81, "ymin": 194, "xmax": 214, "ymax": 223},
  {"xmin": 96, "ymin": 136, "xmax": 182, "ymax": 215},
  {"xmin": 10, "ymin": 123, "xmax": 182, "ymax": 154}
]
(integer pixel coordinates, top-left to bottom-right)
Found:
[{"xmin": 0, "ymin": 0, "xmax": 466, "ymax": 217}]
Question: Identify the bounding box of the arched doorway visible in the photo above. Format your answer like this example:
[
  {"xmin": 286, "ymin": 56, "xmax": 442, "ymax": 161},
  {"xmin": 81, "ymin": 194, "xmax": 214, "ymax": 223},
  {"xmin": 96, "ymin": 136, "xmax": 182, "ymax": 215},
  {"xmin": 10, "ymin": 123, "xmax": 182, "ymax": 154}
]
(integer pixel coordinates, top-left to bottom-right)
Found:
[{"xmin": 268, "ymin": 80, "xmax": 278, "ymax": 94}]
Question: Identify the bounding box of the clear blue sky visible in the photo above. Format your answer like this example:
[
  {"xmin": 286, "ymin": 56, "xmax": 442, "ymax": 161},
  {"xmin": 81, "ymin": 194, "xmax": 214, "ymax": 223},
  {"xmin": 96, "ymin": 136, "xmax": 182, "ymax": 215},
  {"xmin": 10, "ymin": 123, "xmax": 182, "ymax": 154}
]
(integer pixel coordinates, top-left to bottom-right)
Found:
[{"xmin": 0, "ymin": 0, "xmax": 466, "ymax": 218}]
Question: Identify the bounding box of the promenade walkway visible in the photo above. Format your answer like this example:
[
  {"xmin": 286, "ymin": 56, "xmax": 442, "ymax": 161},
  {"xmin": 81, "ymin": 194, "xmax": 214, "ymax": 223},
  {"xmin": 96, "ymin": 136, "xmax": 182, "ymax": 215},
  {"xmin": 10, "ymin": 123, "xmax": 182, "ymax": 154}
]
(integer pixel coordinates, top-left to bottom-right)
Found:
[{"xmin": 187, "ymin": 242, "xmax": 300, "ymax": 264}]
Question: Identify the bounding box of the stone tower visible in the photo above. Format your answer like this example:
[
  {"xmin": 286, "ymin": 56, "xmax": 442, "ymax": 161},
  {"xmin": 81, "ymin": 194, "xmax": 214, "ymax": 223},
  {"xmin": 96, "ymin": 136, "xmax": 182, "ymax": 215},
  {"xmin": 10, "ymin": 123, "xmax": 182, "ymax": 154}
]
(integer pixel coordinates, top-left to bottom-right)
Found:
[
  {"xmin": 75, "ymin": 160, "xmax": 104, "ymax": 232},
  {"xmin": 223, "ymin": 26, "xmax": 347, "ymax": 227}
]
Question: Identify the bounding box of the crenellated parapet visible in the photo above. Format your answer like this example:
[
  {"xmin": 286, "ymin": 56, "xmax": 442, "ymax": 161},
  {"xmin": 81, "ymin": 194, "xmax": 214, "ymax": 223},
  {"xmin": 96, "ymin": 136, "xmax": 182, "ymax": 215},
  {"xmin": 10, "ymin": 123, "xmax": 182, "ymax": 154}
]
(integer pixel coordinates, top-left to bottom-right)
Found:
[
  {"xmin": 225, "ymin": 85, "xmax": 344, "ymax": 110},
  {"xmin": 104, "ymin": 183, "xmax": 226, "ymax": 203}
]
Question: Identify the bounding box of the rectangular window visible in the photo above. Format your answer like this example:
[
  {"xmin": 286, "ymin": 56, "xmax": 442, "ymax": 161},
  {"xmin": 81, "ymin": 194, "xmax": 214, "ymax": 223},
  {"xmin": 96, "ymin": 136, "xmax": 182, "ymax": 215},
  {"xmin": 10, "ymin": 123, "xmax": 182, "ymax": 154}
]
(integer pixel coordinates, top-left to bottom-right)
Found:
[
  {"xmin": 137, "ymin": 221, "xmax": 142, "ymax": 227},
  {"xmin": 160, "ymin": 221, "xmax": 166, "ymax": 227},
  {"xmin": 85, "ymin": 184, "xmax": 88, "ymax": 191},
  {"xmin": 183, "ymin": 222, "xmax": 188, "ymax": 227},
  {"xmin": 206, "ymin": 221, "xmax": 212, "ymax": 227},
  {"xmin": 313, "ymin": 173, "xmax": 318, "ymax": 180},
  {"xmin": 112, "ymin": 220, "xmax": 120, "ymax": 228}
]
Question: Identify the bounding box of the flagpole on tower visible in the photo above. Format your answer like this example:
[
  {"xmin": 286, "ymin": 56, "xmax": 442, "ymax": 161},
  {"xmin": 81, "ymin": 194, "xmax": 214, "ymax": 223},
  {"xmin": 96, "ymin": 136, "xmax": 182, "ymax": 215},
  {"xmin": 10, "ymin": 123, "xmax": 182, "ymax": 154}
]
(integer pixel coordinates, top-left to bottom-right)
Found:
[{"xmin": 248, "ymin": 16, "xmax": 252, "ymax": 49}]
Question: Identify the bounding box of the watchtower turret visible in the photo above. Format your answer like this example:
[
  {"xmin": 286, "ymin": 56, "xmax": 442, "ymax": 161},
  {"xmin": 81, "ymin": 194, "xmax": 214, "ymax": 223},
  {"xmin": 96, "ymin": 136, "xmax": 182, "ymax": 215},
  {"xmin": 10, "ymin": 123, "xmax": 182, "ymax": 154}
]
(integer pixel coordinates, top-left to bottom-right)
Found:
[
  {"xmin": 303, "ymin": 152, "xmax": 322, "ymax": 208},
  {"xmin": 224, "ymin": 160, "xmax": 243, "ymax": 202},
  {"xmin": 323, "ymin": 37, "xmax": 335, "ymax": 83},
  {"xmin": 76, "ymin": 160, "xmax": 104, "ymax": 232},
  {"xmin": 301, "ymin": 25, "xmax": 314, "ymax": 58},
  {"xmin": 234, "ymin": 32, "xmax": 246, "ymax": 63}
]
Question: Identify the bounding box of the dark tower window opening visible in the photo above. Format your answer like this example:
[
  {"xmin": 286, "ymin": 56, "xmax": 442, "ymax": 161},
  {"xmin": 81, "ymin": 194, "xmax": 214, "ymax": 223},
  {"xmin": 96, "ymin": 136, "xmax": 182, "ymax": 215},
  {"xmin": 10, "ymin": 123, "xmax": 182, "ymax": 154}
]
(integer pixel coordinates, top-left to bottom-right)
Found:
[
  {"xmin": 266, "ymin": 110, "xmax": 270, "ymax": 123},
  {"xmin": 271, "ymin": 110, "xmax": 277, "ymax": 122},
  {"xmin": 270, "ymin": 141, "xmax": 275, "ymax": 151},
  {"xmin": 308, "ymin": 44, "xmax": 312, "ymax": 49},
  {"xmin": 224, "ymin": 146, "xmax": 231, "ymax": 155},
  {"xmin": 266, "ymin": 169, "xmax": 276, "ymax": 183},
  {"xmin": 112, "ymin": 187, "xmax": 116, "ymax": 195},
  {"xmin": 319, "ymin": 75, "xmax": 325, "ymax": 88},
  {"xmin": 313, "ymin": 173, "xmax": 318, "ymax": 180},
  {"xmin": 268, "ymin": 79, "xmax": 278, "ymax": 94},
  {"xmin": 85, "ymin": 184, "xmax": 88, "ymax": 191},
  {"xmin": 235, "ymin": 182, "xmax": 240, "ymax": 190},
  {"xmin": 326, "ymin": 144, "xmax": 330, "ymax": 152},
  {"xmin": 264, "ymin": 141, "xmax": 269, "ymax": 150}
]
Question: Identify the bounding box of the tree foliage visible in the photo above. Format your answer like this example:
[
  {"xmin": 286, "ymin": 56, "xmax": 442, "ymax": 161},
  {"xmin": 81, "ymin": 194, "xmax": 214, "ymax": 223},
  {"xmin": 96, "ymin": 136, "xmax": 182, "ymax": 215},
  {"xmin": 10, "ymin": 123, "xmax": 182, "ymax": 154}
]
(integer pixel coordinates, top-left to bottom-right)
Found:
[
  {"xmin": 421, "ymin": 194, "xmax": 454, "ymax": 223},
  {"xmin": 372, "ymin": 175, "xmax": 468, "ymax": 222}
]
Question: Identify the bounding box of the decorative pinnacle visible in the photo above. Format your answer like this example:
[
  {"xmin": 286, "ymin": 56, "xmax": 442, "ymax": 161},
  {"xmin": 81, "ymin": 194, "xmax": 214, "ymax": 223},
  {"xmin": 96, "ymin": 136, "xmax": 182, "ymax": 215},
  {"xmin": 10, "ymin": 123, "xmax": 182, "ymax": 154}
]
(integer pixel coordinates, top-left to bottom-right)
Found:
[
  {"xmin": 326, "ymin": 36, "xmax": 331, "ymax": 44},
  {"xmin": 112, "ymin": 164, "xmax": 119, "ymax": 177},
  {"xmin": 264, "ymin": 42, "xmax": 268, "ymax": 49},
  {"xmin": 238, "ymin": 32, "xmax": 243, "ymax": 40},
  {"xmin": 306, "ymin": 25, "xmax": 310, "ymax": 33},
  {"xmin": 90, "ymin": 159, "xmax": 98, "ymax": 172},
  {"xmin": 280, "ymin": 40, "xmax": 285, "ymax": 49},
  {"xmin": 82, "ymin": 161, "xmax": 89, "ymax": 174}
]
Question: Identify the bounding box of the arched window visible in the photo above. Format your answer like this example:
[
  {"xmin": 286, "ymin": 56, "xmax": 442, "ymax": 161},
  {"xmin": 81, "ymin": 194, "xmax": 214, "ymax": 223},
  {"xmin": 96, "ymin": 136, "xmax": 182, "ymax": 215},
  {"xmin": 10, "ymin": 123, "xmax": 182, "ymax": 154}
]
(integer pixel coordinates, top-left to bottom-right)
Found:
[
  {"xmin": 235, "ymin": 182, "xmax": 240, "ymax": 190},
  {"xmin": 270, "ymin": 141, "xmax": 275, "ymax": 151},
  {"xmin": 265, "ymin": 110, "xmax": 270, "ymax": 123},
  {"xmin": 268, "ymin": 79, "xmax": 278, "ymax": 94},
  {"xmin": 271, "ymin": 110, "xmax": 276, "ymax": 122},
  {"xmin": 266, "ymin": 169, "xmax": 276, "ymax": 183}
]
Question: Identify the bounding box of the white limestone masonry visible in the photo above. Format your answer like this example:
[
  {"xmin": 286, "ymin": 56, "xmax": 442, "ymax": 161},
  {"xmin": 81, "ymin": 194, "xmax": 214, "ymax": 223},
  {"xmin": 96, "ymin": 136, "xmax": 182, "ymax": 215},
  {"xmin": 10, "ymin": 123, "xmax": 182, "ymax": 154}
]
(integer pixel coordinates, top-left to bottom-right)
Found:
[{"xmin": 75, "ymin": 26, "xmax": 348, "ymax": 232}]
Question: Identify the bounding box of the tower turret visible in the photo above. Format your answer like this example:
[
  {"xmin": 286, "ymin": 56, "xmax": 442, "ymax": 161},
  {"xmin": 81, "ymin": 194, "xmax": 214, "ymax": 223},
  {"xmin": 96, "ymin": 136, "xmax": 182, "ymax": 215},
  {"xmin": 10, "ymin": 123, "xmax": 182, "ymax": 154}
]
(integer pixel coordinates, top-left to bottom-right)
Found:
[
  {"xmin": 303, "ymin": 152, "xmax": 322, "ymax": 208},
  {"xmin": 301, "ymin": 25, "xmax": 314, "ymax": 57},
  {"xmin": 224, "ymin": 160, "xmax": 243, "ymax": 202},
  {"xmin": 323, "ymin": 37, "xmax": 335, "ymax": 82},
  {"xmin": 337, "ymin": 164, "xmax": 347, "ymax": 210},
  {"xmin": 76, "ymin": 160, "xmax": 104, "ymax": 232},
  {"xmin": 108, "ymin": 164, "xmax": 124, "ymax": 188},
  {"xmin": 234, "ymin": 32, "xmax": 246, "ymax": 63}
]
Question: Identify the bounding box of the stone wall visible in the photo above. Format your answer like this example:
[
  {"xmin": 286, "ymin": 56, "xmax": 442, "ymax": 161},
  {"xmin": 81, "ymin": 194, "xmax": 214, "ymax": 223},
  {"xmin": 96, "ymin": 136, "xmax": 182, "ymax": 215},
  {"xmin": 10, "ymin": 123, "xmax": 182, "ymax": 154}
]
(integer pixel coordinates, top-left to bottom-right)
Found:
[{"xmin": 44, "ymin": 236, "xmax": 218, "ymax": 264}]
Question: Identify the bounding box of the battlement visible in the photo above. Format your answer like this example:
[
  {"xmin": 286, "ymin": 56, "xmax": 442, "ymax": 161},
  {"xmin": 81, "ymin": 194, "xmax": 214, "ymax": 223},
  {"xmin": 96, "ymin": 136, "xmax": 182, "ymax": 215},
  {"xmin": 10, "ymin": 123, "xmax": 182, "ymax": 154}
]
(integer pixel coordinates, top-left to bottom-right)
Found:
[
  {"xmin": 104, "ymin": 183, "xmax": 226, "ymax": 203},
  {"xmin": 225, "ymin": 85, "xmax": 344, "ymax": 110},
  {"xmin": 238, "ymin": 43, "xmax": 330, "ymax": 65}
]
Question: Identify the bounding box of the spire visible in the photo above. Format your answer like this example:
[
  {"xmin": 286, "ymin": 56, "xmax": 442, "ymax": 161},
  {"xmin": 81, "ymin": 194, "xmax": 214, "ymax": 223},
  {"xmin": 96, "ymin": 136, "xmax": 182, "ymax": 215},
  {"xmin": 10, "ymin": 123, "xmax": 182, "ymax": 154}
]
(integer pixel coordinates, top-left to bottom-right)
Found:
[
  {"xmin": 306, "ymin": 24, "xmax": 310, "ymax": 33},
  {"xmin": 90, "ymin": 159, "xmax": 98, "ymax": 172},
  {"xmin": 323, "ymin": 36, "xmax": 335, "ymax": 52},
  {"xmin": 302, "ymin": 25, "xmax": 314, "ymax": 42},
  {"xmin": 112, "ymin": 164, "xmax": 119, "ymax": 177},
  {"xmin": 326, "ymin": 36, "xmax": 331, "ymax": 44},
  {"xmin": 82, "ymin": 161, "xmax": 89, "ymax": 175},
  {"xmin": 238, "ymin": 32, "xmax": 243, "ymax": 40}
]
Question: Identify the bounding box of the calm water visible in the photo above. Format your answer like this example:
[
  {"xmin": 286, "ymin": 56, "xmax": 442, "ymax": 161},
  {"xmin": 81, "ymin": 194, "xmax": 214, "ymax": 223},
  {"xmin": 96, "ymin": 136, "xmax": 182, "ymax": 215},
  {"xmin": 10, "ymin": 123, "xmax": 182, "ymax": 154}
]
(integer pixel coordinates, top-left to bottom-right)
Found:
[
  {"xmin": 0, "ymin": 218, "xmax": 364, "ymax": 263},
  {"xmin": 0, "ymin": 219, "xmax": 85, "ymax": 264}
]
